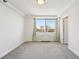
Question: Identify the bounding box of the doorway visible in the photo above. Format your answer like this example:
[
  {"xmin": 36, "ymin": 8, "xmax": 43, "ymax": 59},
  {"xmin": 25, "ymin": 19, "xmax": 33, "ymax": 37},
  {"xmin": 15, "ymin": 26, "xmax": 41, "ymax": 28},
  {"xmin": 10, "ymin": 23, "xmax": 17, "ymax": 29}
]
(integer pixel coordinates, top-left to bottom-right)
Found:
[
  {"xmin": 63, "ymin": 16, "xmax": 68, "ymax": 44},
  {"xmin": 33, "ymin": 17, "xmax": 57, "ymax": 41}
]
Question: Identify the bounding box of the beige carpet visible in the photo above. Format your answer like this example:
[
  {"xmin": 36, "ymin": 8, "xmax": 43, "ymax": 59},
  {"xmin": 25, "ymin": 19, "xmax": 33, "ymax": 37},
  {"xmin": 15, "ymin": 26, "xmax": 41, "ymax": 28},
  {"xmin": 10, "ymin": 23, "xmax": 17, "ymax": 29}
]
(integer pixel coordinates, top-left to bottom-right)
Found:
[{"xmin": 1, "ymin": 42, "xmax": 79, "ymax": 59}]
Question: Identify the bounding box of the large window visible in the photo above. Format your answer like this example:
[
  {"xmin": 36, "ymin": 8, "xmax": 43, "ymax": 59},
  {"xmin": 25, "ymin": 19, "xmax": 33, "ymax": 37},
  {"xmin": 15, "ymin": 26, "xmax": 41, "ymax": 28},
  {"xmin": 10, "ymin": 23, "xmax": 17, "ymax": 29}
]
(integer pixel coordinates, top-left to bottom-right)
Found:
[{"xmin": 36, "ymin": 18, "xmax": 56, "ymax": 32}]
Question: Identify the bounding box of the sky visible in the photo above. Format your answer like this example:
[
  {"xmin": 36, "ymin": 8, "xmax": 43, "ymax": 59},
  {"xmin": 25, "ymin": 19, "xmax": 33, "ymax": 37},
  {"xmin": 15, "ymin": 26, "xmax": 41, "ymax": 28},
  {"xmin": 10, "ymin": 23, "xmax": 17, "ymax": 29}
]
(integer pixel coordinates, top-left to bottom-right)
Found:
[{"xmin": 36, "ymin": 19, "xmax": 56, "ymax": 28}]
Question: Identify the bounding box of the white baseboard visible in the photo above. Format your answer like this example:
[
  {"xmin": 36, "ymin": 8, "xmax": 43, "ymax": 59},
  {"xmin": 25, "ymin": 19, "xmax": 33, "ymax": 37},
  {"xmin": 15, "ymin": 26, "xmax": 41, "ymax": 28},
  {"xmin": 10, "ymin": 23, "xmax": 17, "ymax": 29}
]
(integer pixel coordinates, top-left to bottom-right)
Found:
[
  {"xmin": 0, "ymin": 41, "xmax": 24, "ymax": 59},
  {"xmin": 68, "ymin": 47, "xmax": 79, "ymax": 57}
]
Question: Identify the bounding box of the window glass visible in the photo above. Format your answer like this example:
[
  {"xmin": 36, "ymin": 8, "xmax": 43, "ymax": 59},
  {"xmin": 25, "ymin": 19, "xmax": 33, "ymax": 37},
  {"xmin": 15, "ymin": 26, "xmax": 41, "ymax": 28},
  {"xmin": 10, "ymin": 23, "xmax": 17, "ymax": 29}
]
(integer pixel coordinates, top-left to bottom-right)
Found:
[
  {"xmin": 36, "ymin": 19, "xmax": 45, "ymax": 32},
  {"xmin": 36, "ymin": 18, "xmax": 56, "ymax": 32},
  {"xmin": 46, "ymin": 20, "xmax": 56, "ymax": 32}
]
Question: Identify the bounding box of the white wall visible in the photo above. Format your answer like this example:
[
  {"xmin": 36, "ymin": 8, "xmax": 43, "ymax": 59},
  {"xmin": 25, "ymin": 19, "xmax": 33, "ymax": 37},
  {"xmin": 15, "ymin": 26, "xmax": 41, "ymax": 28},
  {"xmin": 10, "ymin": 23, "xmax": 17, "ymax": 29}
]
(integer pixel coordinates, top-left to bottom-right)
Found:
[
  {"xmin": 0, "ymin": 3, "xmax": 24, "ymax": 58},
  {"xmin": 61, "ymin": 0, "xmax": 79, "ymax": 56},
  {"xmin": 24, "ymin": 15, "xmax": 34, "ymax": 42}
]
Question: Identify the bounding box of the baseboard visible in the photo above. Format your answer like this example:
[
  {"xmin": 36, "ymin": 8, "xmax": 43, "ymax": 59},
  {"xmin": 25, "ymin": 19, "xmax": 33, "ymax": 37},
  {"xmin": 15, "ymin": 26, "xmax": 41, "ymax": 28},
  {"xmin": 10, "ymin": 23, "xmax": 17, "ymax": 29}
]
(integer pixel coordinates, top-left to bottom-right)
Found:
[
  {"xmin": 68, "ymin": 47, "xmax": 79, "ymax": 57},
  {"xmin": 0, "ymin": 41, "xmax": 24, "ymax": 59}
]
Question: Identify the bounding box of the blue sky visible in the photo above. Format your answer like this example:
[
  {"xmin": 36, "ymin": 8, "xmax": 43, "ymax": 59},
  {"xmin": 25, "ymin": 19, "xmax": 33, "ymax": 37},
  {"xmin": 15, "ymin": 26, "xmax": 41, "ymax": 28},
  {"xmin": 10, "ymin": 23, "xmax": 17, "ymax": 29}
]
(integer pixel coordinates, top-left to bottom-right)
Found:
[{"xmin": 36, "ymin": 19, "xmax": 56, "ymax": 28}]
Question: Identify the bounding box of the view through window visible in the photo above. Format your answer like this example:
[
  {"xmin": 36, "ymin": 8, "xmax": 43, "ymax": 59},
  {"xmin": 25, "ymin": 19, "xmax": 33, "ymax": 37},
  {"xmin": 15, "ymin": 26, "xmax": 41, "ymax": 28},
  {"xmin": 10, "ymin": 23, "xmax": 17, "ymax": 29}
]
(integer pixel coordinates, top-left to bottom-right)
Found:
[{"xmin": 36, "ymin": 18, "xmax": 56, "ymax": 32}]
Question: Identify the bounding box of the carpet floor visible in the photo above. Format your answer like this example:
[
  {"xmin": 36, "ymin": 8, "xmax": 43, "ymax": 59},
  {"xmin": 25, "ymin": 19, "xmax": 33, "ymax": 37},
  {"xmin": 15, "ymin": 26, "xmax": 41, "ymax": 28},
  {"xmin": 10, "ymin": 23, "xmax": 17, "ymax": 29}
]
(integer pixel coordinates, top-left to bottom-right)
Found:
[{"xmin": 1, "ymin": 42, "xmax": 79, "ymax": 59}]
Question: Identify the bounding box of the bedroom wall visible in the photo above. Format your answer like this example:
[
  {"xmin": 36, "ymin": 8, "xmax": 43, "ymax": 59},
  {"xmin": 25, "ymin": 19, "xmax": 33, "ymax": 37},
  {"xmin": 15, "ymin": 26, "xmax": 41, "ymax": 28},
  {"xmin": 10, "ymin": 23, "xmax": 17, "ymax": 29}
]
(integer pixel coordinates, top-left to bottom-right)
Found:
[
  {"xmin": 0, "ymin": 3, "xmax": 24, "ymax": 58},
  {"xmin": 61, "ymin": 0, "xmax": 79, "ymax": 56},
  {"xmin": 24, "ymin": 15, "xmax": 34, "ymax": 42}
]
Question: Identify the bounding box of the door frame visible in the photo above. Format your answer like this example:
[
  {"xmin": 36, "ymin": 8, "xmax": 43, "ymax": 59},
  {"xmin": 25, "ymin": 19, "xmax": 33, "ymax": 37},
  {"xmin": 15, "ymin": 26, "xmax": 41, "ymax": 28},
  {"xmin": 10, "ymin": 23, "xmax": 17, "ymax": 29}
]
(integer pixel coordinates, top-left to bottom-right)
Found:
[{"xmin": 63, "ymin": 16, "xmax": 69, "ymax": 44}]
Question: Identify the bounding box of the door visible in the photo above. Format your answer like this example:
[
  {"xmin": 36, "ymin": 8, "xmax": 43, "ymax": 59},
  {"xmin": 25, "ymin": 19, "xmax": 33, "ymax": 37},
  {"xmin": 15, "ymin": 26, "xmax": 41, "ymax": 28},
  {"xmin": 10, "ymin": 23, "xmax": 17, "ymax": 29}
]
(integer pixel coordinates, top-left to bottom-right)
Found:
[
  {"xmin": 63, "ymin": 16, "xmax": 68, "ymax": 44},
  {"xmin": 34, "ymin": 18, "xmax": 57, "ymax": 41}
]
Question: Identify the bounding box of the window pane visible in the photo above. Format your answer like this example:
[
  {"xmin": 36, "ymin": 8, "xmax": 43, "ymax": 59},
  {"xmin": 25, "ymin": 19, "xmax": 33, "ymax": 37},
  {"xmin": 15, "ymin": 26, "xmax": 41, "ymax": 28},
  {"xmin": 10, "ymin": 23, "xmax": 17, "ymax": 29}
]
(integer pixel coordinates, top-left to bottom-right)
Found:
[
  {"xmin": 46, "ymin": 20, "xmax": 56, "ymax": 32},
  {"xmin": 36, "ymin": 19, "xmax": 45, "ymax": 32}
]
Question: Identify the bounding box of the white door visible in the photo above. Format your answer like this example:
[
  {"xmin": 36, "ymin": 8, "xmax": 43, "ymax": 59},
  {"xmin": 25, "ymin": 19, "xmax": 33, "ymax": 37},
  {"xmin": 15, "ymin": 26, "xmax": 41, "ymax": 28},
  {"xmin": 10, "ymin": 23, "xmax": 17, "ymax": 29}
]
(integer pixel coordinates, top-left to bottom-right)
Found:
[
  {"xmin": 34, "ymin": 18, "xmax": 57, "ymax": 41},
  {"xmin": 63, "ymin": 17, "xmax": 68, "ymax": 44}
]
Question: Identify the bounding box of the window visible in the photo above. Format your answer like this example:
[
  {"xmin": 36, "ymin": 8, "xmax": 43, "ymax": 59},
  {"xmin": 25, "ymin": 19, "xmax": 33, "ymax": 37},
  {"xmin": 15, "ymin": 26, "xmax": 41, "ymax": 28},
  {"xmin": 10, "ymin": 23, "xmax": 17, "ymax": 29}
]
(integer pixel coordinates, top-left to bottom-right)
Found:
[
  {"xmin": 46, "ymin": 20, "xmax": 56, "ymax": 32},
  {"xmin": 36, "ymin": 18, "xmax": 56, "ymax": 32},
  {"xmin": 36, "ymin": 19, "xmax": 45, "ymax": 32}
]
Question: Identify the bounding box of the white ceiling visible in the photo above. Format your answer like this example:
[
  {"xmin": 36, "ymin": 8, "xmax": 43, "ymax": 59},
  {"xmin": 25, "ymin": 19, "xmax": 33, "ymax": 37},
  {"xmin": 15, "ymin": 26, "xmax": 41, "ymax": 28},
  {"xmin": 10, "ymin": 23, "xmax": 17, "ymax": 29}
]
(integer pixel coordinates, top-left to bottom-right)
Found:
[{"xmin": 8, "ymin": 0, "xmax": 74, "ymax": 15}]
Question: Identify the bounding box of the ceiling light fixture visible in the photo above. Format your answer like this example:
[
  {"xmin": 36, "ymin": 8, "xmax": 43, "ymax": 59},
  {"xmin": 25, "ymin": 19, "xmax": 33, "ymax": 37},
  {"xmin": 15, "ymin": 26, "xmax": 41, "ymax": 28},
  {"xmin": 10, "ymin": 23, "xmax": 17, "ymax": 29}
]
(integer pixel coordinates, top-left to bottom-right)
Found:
[
  {"xmin": 36, "ymin": 0, "xmax": 46, "ymax": 5},
  {"xmin": 3, "ymin": 0, "xmax": 7, "ymax": 3}
]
